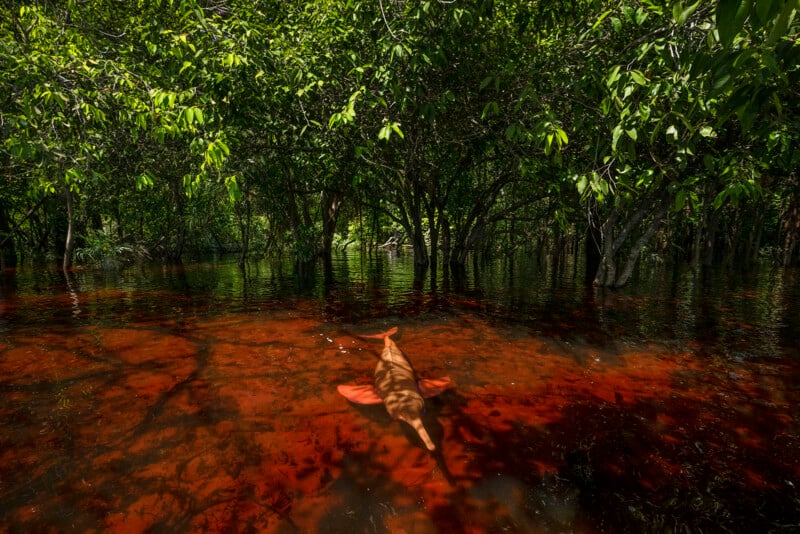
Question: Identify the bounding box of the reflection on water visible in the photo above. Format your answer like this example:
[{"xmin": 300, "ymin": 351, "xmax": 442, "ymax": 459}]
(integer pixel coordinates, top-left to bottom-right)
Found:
[{"xmin": 0, "ymin": 252, "xmax": 798, "ymax": 532}]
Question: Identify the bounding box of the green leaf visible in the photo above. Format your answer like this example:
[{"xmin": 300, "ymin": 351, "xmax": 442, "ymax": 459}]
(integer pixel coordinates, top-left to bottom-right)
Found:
[
  {"xmin": 505, "ymin": 124, "xmax": 518, "ymax": 141},
  {"xmin": 716, "ymin": 0, "xmax": 751, "ymax": 47},
  {"xmin": 673, "ymin": 0, "xmax": 703, "ymax": 25},
  {"xmin": 65, "ymin": 168, "xmax": 85, "ymax": 190},
  {"xmin": 754, "ymin": 0, "xmax": 778, "ymax": 26},
  {"xmin": 674, "ymin": 188, "xmax": 687, "ymax": 211},
  {"xmin": 135, "ymin": 172, "xmax": 155, "ymax": 190},
  {"xmin": 606, "ymin": 65, "xmax": 622, "ymax": 88},
  {"xmin": 592, "ymin": 10, "xmax": 613, "ymax": 29},
  {"xmin": 736, "ymin": 98, "xmax": 759, "ymax": 132},
  {"xmin": 699, "ymin": 125, "xmax": 715, "ymax": 137},
  {"xmin": 576, "ymin": 174, "xmax": 588, "ymax": 195},
  {"xmin": 481, "ymin": 101, "xmax": 499, "ymax": 119},
  {"xmin": 666, "ymin": 124, "xmax": 679, "ymax": 142},
  {"xmin": 765, "ymin": 0, "xmax": 797, "ymax": 45},
  {"xmin": 612, "ymin": 124, "xmax": 623, "ymax": 151},
  {"xmin": 556, "ymin": 128, "xmax": 568, "ymax": 146},
  {"xmin": 629, "ymin": 70, "xmax": 647, "ymax": 85},
  {"xmin": 713, "ymin": 187, "xmax": 730, "ymax": 210},
  {"xmin": 225, "ymin": 175, "xmax": 243, "ymax": 202},
  {"xmin": 390, "ymin": 122, "xmax": 404, "ymax": 139}
]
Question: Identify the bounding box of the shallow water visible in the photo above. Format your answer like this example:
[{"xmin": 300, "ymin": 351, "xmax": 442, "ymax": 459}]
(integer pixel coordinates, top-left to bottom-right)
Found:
[{"xmin": 1, "ymin": 252, "xmax": 798, "ymax": 532}]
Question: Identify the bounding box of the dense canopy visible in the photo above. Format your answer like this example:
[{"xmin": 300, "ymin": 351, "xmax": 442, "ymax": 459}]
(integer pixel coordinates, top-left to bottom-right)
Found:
[{"xmin": 1, "ymin": 0, "xmax": 798, "ymax": 285}]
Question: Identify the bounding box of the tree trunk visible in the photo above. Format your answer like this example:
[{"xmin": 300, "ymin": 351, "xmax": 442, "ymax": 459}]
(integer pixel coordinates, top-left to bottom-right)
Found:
[
  {"xmin": 702, "ymin": 208, "xmax": 718, "ymax": 267},
  {"xmin": 236, "ymin": 196, "xmax": 250, "ymax": 269},
  {"xmin": 425, "ymin": 194, "xmax": 442, "ymax": 288},
  {"xmin": 584, "ymin": 222, "xmax": 601, "ymax": 283},
  {"xmin": 616, "ymin": 202, "xmax": 668, "ymax": 286},
  {"xmin": 749, "ymin": 208, "xmax": 764, "ymax": 264},
  {"xmin": 404, "ymin": 179, "xmax": 429, "ymax": 279},
  {"xmin": 320, "ymin": 188, "xmax": 344, "ymax": 262},
  {"xmin": 783, "ymin": 187, "xmax": 799, "ymax": 267},
  {"xmin": 440, "ymin": 209, "xmax": 452, "ymax": 279},
  {"xmin": 62, "ymin": 186, "xmax": 75, "ymax": 271},
  {"xmin": 593, "ymin": 189, "xmax": 667, "ymax": 287},
  {"xmin": 593, "ymin": 203, "xmax": 621, "ymax": 286},
  {"xmin": 169, "ymin": 179, "xmax": 185, "ymax": 264},
  {"xmin": 0, "ymin": 204, "xmax": 18, "ymax": 269}
]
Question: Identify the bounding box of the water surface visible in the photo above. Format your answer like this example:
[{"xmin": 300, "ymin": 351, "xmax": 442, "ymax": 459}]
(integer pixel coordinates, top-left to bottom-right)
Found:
[{"xmin": 1, "ymin": 252, "xmax": 798, "ymax": 532}]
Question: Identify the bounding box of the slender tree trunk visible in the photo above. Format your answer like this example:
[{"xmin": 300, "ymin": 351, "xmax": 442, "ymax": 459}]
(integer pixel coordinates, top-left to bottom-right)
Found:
[
  {"xmin": 406, "ymin": 180, "xmax": 429, "ymax": 279},
  {"xmin": 320, "ymin": 188, "xmax": 344, "ymax": 261},
  {"xmin": 593, "ymin": 189, "xmax": 667, "ymax": 287},
  {"xmin": 616, "ymin": 202, "xmax": 668, "ymax": 286},
  {"xmin": 63, "ymin": 186, "xmax": 75, "ymax": 271},
  {"xmin": 585, "ymin": 222, "xmax": 601, "ymax": 283},
  {"xmin": 594, "ymin": 204, "xmax": 620, "ymax": 286},
  {"xmin": 440, "ymin": 210, "xmax": 451, "ymax": 270},
  {"xmin": 749, "ymin": 208, "xmax": 764, "ymax": 264},
  {"xmin": 236, "ymin": 197, "xmax": 250, "ymax": 269},
  {"xmin": 169, "ymin": 179, "xmax": 185, "ymax": 264},
  {"xmin": 783, "ymin": 199, "xmax": 799, "ymax": 267},
  {"xmin": 427, "ymin": 205, "xmax": 441, "ymax": 289},
  {"xmin": 0, "ymin": 204, "xmax": 18, "ymax": 269},
  {"xmin": 702, "ymin": 208, "xmax": 718, "ymax": 267}
]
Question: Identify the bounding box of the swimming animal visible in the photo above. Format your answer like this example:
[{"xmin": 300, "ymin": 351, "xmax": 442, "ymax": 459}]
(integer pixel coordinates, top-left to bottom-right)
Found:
[{"xmin": 337, "ymin": 327, "xmax": 451, "ymax": 451}]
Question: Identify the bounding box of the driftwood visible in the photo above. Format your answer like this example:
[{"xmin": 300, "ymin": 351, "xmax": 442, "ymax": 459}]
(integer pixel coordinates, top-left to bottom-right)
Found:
[{"xmin": 379, "ymin": 235, "xmax": 400, "ymax": 249}]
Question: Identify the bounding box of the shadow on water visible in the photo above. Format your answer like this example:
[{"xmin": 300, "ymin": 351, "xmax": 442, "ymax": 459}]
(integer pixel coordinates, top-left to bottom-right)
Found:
[{"xmin": 0, "ymin": 252, "xmax": 798, "ymax": 532}]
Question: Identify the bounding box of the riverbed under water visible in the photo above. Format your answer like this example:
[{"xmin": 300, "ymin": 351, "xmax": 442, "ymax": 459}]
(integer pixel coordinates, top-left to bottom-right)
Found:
[{"xmin": 1, "ymin": 252, "xmax": 798, "ymax": 532}]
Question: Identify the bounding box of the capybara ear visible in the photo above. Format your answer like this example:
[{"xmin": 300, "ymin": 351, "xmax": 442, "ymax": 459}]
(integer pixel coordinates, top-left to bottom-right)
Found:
[
  {"xmin": 337, "ymin": 384, "xmax": 384, "ymax": 404},
  {"xmin": 418, "ymin": 377, "xmax": 452, "ymax": 398}
]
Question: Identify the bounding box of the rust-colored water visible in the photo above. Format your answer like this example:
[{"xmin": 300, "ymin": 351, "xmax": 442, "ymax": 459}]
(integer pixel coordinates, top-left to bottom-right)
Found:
[{"xmin": 1, "ymin": 257, "xmax": 798, "ymax": 532}]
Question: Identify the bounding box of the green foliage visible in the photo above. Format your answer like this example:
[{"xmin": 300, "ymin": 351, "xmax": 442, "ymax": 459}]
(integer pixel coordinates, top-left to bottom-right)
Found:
[
  {"xmin": 1, "ymin": 0, "xmax": 798, "ymax": 273},
  {"xmin": 74, "ymin": 228, "xmax": 148, "ymax": 266}
]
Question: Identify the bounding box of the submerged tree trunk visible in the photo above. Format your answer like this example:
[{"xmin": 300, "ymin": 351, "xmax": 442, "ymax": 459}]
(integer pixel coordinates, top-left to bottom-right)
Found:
[
  {"xmin": 392, "ymin": 172, "xmax": 429, "ymax": 281},
  {"xmin": 615, "ymin": 202, "xmax": 669, "ymax": 286},
  {"xmin": 702, "ymin": 207, "xmax": 719, "ymax": 267},
  {"xmin": 593, "ymin": 189, "xmax": 668, "ymax": 287},
  {"xmin": 62, "ymin": 186, "xmax": 75, "ymax": 271},
  {"xmin": 235, "ymin": 196, "xmax": 251, "ymax": 269},
  {"xmin": 584, "ymin": 221, "xmax": 601, "ymax": 283},
  {"xmin": 782, "ymin": 181, "xmax": 800, "ymax": 267},
  {"xmin": 168, "ymin": 178, "xmax": 185, "ymax": 264},
  {"xmin": 320, "ymin": 188, "xmax": 344, "ymax": 262},
  {"xmin": 0, "ymin": 204, "xmax": 17, "ymax": 269}
]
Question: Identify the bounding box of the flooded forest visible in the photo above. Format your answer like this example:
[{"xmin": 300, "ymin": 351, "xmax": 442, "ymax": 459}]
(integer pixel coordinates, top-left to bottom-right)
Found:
[{"xmin": 2, "ymin": 0, "xmax": 800, "ymax": 532}]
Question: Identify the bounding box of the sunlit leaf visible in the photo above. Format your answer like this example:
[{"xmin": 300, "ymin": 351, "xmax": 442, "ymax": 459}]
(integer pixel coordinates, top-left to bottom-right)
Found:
[
  {"xmin": 612, "ymin": 124, "xmax": 623, "ymax": 151},
  {"xmin": 390, "ymin": 122, "xmax": 404, "ymax": 140},
  {"xmin": 673, "ymin": 0, "xmax": 702, "ymax": 25}
]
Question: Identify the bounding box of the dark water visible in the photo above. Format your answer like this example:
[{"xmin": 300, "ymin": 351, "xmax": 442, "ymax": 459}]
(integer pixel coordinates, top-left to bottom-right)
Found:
[{"xmin": 1, "ymin": 251, "xmax": 798, "ymax": 533}]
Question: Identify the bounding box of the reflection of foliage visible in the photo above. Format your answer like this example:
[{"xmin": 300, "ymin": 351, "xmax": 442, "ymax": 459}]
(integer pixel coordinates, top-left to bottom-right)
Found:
[{"xmin": 75, "ymin": 229, "xmax": 149, "ymax": 267}]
